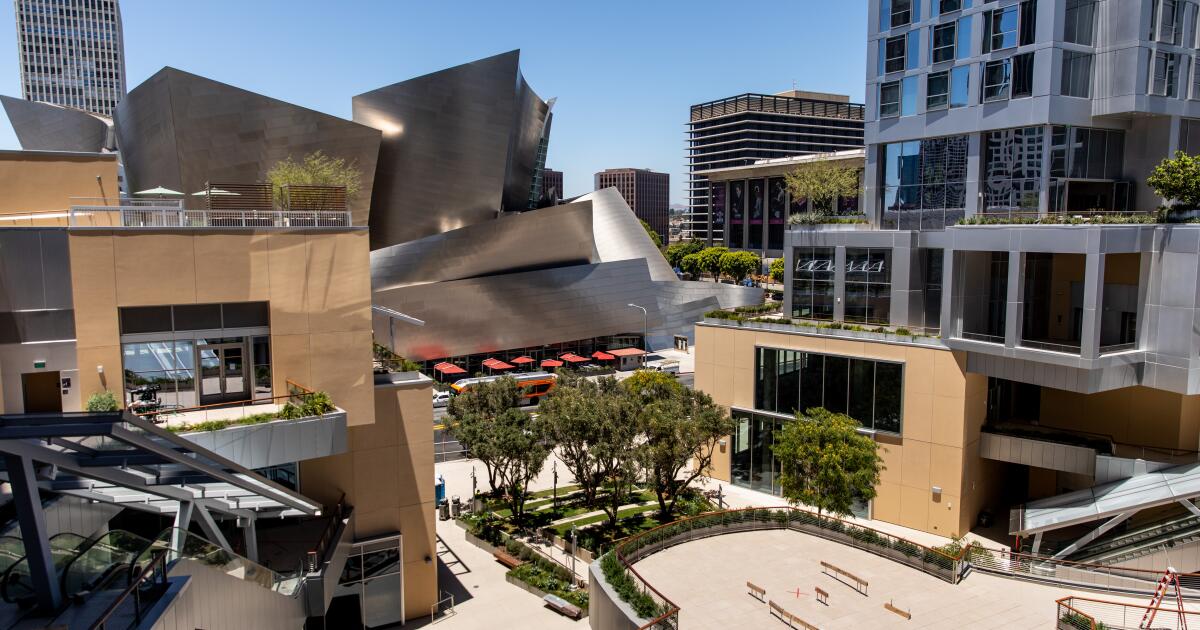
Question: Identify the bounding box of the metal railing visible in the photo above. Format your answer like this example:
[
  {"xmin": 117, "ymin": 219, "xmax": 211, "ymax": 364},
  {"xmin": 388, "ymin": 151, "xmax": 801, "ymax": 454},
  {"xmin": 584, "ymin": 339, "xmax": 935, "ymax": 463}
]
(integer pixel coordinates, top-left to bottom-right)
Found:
[
  {"xmin": 966, "ymin": 545, "xmax": 1200, "ymax": 598},
  {"xmin": 69, "ymin": 206, "xmax": 352, "ymax": 228},
  {"xmin": 88, "ymin": 551, "xmax": 170, "ymax": 630},
  {"xmin": 1099, "ymin": 342, "xmax": 1138, "ymax": 354},
  {"xmin": 603, "ymin": 506, "xmax": 964, "ymax": 630},
  {"xmin": 958, "ymin": 331, "xmax": 1005, "ymax": 345},
  {"xmin": 137, "ymin": 379, "xmax": 324, "ymax": 428},
  {"xmin": 1056, "ymin": 595, "xmax": 1200, "ymax": 629},
  {"xmin": 305, "ymin": 495, "xmax": 349, "ymax": 573},
  {"xmin": 1019, "ymin": 338, "xmax": 1083, "ymax": 354}
]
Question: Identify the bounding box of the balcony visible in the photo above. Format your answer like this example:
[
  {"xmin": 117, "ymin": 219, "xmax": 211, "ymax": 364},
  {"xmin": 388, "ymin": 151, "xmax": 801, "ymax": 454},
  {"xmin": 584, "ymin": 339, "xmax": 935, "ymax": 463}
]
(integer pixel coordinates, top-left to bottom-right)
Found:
[{"xmin": 68, "ymin": 183, "xmax": 354, "ymax": 229}]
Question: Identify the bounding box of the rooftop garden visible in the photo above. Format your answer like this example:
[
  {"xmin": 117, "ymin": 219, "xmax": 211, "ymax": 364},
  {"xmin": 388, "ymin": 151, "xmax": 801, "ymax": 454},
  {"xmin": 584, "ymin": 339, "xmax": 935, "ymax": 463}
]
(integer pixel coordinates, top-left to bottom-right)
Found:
[
  {"xmin": 161, "ymin": 391, "xmax": 337, "ymax": 434},
  {"xmin": 702, "ymin": 309, "xmax": 939, "ymax": 341}
]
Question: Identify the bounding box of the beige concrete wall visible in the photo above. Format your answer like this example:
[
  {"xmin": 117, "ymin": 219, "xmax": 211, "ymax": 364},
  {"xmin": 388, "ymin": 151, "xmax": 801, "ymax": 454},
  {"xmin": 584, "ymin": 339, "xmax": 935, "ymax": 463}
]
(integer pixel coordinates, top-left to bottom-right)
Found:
[
  {"xmin": 300, "ymin": 377, "xmax": 437, "ymax": 622},
  {"xmin": 0, "ymin": 152, "xmax": 118, "ymax": 224},
  {"xmin": 1040, "ymin": 386, "xmax": 1200, "ymax": 452},
  {"xmin": 696, "ymin": 324, "xmax": 988, "ymax": 538},
  {"xmin": 66, "ymin": 229, "xmax": 375, "ymax": 426}
]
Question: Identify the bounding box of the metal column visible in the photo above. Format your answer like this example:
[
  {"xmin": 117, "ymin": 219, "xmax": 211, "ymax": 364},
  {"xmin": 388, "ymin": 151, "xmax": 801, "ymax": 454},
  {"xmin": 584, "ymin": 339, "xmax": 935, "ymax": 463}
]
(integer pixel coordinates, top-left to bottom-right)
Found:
[{"xmin": 5, "ymin": 455, "xmax": 63, "ymax": 610}]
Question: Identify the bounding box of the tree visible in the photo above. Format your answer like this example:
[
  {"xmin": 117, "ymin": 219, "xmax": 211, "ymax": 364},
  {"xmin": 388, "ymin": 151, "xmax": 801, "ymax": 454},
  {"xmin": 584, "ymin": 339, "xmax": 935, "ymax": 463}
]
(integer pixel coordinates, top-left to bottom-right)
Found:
[
  {"xmin": 640, "ymin": 220, "xmax": 663, "ymax": 249},
  {"xmin": 621, "ymin": 369, "xmax": 684, "ymax": 402},
  {"xmin": 696, "ymin": 247, "xmax": 728, "ymax": 280},
  {"xmin": 680, "ymin": 253, "xmax": 703, "ymax": 278},
  {"xmin": 720, "ymin": 250, "xmax": 760, "ymax": 282},
  {"xmin": 491, "ymin": 408, "xmax": 550, "ymax": 520},
  {"xmin": 770, "ymin": 408, "xmax": 884, "ymax": 519},
  {"xmin": 538, "ymin": 376, "xmax": 606, "ymax": 508},
  {"xmin": 1149, "ymin": 151, "xmax": 1200, "ymax": 209},
  {"xmin": 266, "ymin": 150, "xmax": 363, "ymax": 205},
  {"xmin": 636, "ymin": 388, "xmax": 734, "ymax": 519},
  {"xmin": 666, "ymin": 240, "xmax": 705, "ymax": 268},
  {"xmin": 769, "ymin": 258, "xmax": 786, "ymax": 283},
  {"xmin": 784, "ymin": 161, "xmax": 861, "ymax": 216},
  {"xmin": 446, "ymin": 376, "xmax": 523, "ymax": 493},
  {"xmin": 591, "ymin": 377, "xmax": 642, "ymax": 527}
]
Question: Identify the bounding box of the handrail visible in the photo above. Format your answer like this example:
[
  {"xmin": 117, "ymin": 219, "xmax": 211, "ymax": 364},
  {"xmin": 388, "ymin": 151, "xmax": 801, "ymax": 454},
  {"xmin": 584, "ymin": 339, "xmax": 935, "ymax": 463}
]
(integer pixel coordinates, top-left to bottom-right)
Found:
[
  {"xmin": 139, "ymin": 379, "xmax": 318, "ymax": 420},
  {"xmin": 1056, "ymin": 595, "xmax": 1200, "ymax": 629},
  {"xmin": 88, "ymin": 551, "xmax": 170, "ymax": 630},
  {"xmin": 306, "ymin": 494, "xmax": 349, "ymax": 574}
]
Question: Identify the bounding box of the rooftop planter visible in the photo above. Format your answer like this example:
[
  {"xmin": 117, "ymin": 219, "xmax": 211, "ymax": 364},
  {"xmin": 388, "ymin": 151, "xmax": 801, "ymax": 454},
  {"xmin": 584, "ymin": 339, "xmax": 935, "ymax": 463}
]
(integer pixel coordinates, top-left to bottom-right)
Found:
[
  {"xmin": 702, "ymin": 312, "xmax": 945, "ymax": 347},
  {"xmin": 788, "ymin": 213, "xmax": 871, "ymax": 230}
]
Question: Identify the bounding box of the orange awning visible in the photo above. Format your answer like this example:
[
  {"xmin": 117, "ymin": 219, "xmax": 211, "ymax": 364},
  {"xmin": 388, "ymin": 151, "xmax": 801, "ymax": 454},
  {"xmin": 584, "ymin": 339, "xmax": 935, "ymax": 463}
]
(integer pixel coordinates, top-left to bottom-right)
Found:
[
  {"xmin": 592, "ymin": 351, "xmax": 615, "ymax": 360},
  {"xmin": 608, "ymin": 347, "xmax": 647, "ymax": 357},
  {"xmin": 483, "ymin": 358, "xmax": 514, "ymax": 370},
  {"xmin": 559, "ymin": 353, "xmax": 589, "ymax": 363},
  {"xmin": 541, "ymin": 359, "xmax": 564, "ymax": 367},
  {"xmin": 510, "ymin": 356, "xmax": 535, "ymax": 364},
  {"xmin": 433, "ymin": 362, "xmax": 466, "ymax": 375}
]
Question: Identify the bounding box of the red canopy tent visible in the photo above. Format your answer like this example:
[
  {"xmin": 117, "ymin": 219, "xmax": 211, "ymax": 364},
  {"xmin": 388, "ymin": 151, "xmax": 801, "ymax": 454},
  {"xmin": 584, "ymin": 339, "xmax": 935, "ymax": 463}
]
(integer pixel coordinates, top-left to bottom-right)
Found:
[
  {"xmin": 559, "ymin": 353, "xmax": 589, "ymax": 363},
  {"xmin": 482, "ymin": 358, "xmax": 515, "ymax": 370},
  {"xmin": 591, "ymin": 351, "xmax": 615, "ymax": 361},
  {"xmin": 608, "ymin": 347, "xmax": 647, "ymax": 357},
  {"xmin": 433, "ymin": 362, "xmax": 466, "ymax": 379},
  {"xmin": 541, "ymin": 359, "xmax": 564, "ymax": 368},
  {"xmin": 510, "ymin": 356, "xmax": 536, "ymax": 365}
]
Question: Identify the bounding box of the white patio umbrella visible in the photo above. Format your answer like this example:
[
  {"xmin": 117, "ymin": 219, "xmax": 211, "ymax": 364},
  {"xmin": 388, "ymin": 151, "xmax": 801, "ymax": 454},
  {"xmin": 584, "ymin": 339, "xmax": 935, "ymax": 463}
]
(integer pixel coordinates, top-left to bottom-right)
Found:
[
  {"xmin": 191, "ymin": 188, "xmax": 240, "ymax": 196},
  {"xmin": 133, "ymin": 186, "xmax": 184, "ymax": 196}
]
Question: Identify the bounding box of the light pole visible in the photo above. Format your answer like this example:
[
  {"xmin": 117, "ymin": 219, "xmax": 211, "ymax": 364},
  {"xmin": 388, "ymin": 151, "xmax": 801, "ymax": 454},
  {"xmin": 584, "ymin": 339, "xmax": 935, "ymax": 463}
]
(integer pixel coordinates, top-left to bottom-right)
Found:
[
  {"xmin": 627, "ymin": 303, "xmax": 648, "ymax": 353},
  {"xmin": 552, "ymin": 460, "xmax": 558, "ymax": 509}
]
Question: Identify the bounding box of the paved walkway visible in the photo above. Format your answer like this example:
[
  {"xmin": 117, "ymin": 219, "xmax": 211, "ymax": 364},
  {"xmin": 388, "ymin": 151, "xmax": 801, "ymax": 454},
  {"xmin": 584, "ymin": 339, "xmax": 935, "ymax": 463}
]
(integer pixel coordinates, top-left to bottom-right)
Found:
[{"xmin": 634, "ymin": 528, "xmax": 1152, "ymax": 630}]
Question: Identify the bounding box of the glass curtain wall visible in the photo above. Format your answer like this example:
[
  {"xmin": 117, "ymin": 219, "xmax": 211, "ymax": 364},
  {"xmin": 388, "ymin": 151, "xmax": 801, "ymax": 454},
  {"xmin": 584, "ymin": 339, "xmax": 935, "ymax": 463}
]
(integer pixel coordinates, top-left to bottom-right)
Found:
[
  {"xmin": 791, "ymin": 247, "xmax": 835, "ymax": 320},
  {"xmin": 753, "ymin": 347, "xmax": 903, "ymax": 433},
  {"xmin": 880, "ymin": 135, "xmax": 969, "ymax": 230},
  {"xmin": 1048, "ymin": 126, "xmax": 1128, "ymax": 213},
  {"xmin": 984, "ymin": 126, "xmax": 1045, "ymax": 214},
  {"xmin": 845, "ymin": 248, "xmax": 892, "ymax": 325}
]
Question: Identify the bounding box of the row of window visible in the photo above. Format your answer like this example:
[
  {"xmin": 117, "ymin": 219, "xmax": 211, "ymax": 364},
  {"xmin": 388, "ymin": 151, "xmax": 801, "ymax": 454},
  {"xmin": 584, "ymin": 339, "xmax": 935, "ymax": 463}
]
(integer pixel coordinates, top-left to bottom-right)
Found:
[
  {"xmin": 754, "ymin": 347, "xmax": 904, "ymax": 434},
  {"xmin": 881, "ymin": 0, "xmax": 974, "ymax": 32},
  {"xmin": 790, "ymin": 247, "xmax": 893, "ymax": 325}
]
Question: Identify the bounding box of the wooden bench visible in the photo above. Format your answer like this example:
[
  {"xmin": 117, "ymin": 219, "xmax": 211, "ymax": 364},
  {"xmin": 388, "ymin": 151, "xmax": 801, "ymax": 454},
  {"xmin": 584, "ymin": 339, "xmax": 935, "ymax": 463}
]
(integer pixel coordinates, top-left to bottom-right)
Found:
[
  {"xmin": 884, "ymin": 600, "xmax": 912, "ymax": 620},
  {"xmin": 747, "ymin": 581, "xmax": 766, "ymax": 602},
  {"xmin": 543, "ymin": 593, "xmax": 582, "ymax": 619},
  {"xmin": 493, "ymin": 549, "xmax": 523, "ymax": 569},
  {"xmin": 768, "ymin": 600, "xmax": 821, "ymax": 630},
  {"xmin": 820, "ymin": 561, "xmax": 868, "ymax": 595},
  {"xmin": 814, "ymin": 586, "xmax": 829, "ymax": 605}
]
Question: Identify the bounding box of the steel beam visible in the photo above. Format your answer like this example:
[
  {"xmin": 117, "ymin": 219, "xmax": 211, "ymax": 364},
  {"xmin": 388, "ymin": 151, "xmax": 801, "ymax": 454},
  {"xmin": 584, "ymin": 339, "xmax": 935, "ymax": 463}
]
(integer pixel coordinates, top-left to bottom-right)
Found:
[
  {"xmin": 1052, "ymin": 511, "xmax": 1135, "ymax": 560},
  {"xmin": 5, "ymin": 455, "xmax": 62, "ymax": 610}
]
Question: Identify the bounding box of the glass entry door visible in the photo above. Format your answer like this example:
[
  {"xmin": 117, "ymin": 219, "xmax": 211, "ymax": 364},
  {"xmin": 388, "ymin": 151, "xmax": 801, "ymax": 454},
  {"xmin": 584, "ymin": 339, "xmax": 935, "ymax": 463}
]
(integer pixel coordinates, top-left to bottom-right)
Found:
[{"xmin": 197, "ymin": 342, "xmax": 247, "ymax": 405}]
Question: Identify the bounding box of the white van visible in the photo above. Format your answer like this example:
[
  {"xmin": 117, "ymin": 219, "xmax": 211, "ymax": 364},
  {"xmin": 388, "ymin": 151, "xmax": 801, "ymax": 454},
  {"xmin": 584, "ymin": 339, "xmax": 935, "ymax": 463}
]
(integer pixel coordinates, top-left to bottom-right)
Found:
[{"xmin": 645, "ymin": 359, "xmax": 680, "ymax": 376}]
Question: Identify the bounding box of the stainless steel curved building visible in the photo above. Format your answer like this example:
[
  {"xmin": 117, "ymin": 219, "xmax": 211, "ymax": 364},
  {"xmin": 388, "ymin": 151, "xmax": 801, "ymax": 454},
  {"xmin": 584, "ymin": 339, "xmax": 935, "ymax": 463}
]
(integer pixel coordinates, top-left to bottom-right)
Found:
[
  {"xmin": 352, "ymin": 50, "xmax": 552, "ymax": 249},
  {"xmin": 0, "ymin": 96, "xmax": 113, "ymax": 153}
]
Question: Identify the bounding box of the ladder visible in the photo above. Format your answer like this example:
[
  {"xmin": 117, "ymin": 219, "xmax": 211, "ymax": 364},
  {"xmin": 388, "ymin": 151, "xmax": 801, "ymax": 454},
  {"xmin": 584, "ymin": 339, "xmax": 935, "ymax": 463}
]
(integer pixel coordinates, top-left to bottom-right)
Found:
[{"xmin": 1141, "ymin": 567, "xmax": 1188, "ymax": 629}]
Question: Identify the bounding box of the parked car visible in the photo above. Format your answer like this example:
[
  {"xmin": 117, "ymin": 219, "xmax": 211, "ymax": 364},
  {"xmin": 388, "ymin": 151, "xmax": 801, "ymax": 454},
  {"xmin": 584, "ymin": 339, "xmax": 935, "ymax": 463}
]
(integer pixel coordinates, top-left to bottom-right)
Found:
[
  {"xmin": 645, "ymin": 359, "xmax": 680, "ymax": 376},
  {"xmin": 432, "ymin": 390, "xmax": 452, "ymax": 407}
]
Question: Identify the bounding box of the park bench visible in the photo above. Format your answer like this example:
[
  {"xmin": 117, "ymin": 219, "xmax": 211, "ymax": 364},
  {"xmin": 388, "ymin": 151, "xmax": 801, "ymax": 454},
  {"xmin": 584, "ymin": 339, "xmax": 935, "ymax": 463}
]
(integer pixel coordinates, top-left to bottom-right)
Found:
[
  {"xmin": 768, "ymin": 600, "xmax": 821, "ymax": 630},
  {"xmin": 820, "ymin": 560, "xmax": 868, "ymax": 595},
  {"xmin": 884, "ymin": 600, "xmax": 912, "ymax": 620},
  {"xmin": 543, "ymin": 593, "xmax": 582, "ymax": 619},
  {"xmin": 814, "ymin": 586, "xmax": 829, "ymax": 605},
  {"xmin": 747, "ymin": 581, "xmax": 766, "ymax": 602},
  {"xmin": 493, "ymin": 549, "xmax": 523, "ymax": 569}
]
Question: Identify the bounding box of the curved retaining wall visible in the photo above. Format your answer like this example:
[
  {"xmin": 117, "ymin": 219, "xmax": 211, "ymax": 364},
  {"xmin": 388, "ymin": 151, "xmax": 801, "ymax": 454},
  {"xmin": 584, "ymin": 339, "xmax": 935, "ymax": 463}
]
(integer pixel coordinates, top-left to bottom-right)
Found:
[{"xmin": 587, "ymin": 560, "xmax": 650, "ymax": 630}]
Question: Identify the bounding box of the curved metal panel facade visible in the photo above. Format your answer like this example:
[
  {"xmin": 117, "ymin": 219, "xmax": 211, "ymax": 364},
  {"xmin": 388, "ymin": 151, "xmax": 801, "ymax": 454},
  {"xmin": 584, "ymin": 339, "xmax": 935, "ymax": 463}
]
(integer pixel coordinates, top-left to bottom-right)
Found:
[
  {"xmin": 0, "ymin": 96, "xmax": 111, "ymax": 153},
  {"xmin": 114, "ymin": 68, "xmax": 382, "ymax": 225},
  {"xmin": 580, "ymin": 187, "xmax": 678, "ymax": 282},
  {"xmin": 353, "ymin": 51, "xmax": 550, "ymax": 249}
]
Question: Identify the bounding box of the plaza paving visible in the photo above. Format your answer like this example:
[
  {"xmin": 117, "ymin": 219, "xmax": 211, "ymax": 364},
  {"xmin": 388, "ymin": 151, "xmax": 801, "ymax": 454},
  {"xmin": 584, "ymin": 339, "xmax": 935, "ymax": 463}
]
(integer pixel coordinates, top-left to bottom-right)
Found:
[{"xmin": 634, "ymin": 528, "xmax": 1155, "ymax": 630}]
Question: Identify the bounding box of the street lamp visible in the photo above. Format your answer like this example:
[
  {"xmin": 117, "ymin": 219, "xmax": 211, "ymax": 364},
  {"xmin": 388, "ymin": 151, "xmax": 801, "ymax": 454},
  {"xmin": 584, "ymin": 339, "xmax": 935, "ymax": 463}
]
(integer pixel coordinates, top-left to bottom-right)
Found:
[{"xmin": 627, "ymin": 303, "xmax": 648, "ymax": 353}]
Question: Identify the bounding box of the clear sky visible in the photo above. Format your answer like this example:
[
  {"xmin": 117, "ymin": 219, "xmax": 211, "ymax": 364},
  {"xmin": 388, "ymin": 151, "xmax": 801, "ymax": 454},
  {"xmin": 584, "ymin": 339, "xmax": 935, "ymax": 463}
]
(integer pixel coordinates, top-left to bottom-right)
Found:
[{"xmin": 0, "ymin": 1, "xmax": 867, "ymax": 204}]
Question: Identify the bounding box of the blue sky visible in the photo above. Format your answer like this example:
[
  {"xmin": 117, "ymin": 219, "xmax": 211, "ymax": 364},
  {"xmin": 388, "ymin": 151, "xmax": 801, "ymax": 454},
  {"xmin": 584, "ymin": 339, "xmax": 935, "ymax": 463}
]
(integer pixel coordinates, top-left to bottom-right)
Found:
[{"xmin": 0, "ymin": 1, "xmax": 867, "ymax": 204}]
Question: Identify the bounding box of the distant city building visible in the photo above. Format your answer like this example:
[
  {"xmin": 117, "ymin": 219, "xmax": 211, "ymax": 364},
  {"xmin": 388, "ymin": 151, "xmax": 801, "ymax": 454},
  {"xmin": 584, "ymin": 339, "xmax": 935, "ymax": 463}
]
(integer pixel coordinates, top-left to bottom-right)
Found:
[
  {"xmin": 685, "ymin": 90, "xmax": 865, "ymax": 244},
  {"xmin": 595, "ymin": 167, "xmax": 670, "ymax": 244},
  {"xmin": 14, "ymin": 0, "xmax": 126, "ymax": 117},
  {"xmin": 542, "ymin": 168, "xmax": 564, "ymax": 204}
]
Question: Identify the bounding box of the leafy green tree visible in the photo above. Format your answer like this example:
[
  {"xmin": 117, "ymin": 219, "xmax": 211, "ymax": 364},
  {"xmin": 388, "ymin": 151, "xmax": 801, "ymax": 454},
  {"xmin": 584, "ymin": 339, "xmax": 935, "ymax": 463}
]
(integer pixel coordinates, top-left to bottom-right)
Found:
[
  {"xmin": 784, "ymin": 161, "xmax": 861, "ymax": 216},
  {"xmin": 491, "ymin": 408, "xmax": 550, "ymax": 519},
  {"xmin": 591, "ymin": 377, "xmax": 642, "ymax": 527},
  {"xmin": 771, "ymin": 408, "xmax": 884, "ymax": 519},
  {"xmin": 622, "ymin": 369, "xmax": 684, "ymax": 402},
  {"xmin": 1149, "ymin": 151, "xmax": 1200, "ymax": 209},
  {"xmin": 538, "ymin": 376, "xmax": 606, "ymax": 508},
  {"xmin": 719, "ymin": 250, "xmax": 761, "ymax": 282},
  {"xmin": 640, "ymin": 220, "xmax": 663, "ymax": 249},
  {"xmin": 769, "ymin": 258, "xmax": 786, "ymax": 283},
  {"xmin": 266, "ymin": 150, "xmax": 362, "ymax": 205},
  {"xmin": 446, "ymin": 376, "xmax": 522, "ymax": 492},
  {"xmin": 696, "ymin": 247, "xmax": 729, "ymax": 279},
  {"xmin": 666, "ymin": 240, "xmax": 705, "ymax": 268},
  {"xmin": 637, "ymin": 388, "xmax": 734, "ymax": 518},
  {"xmin": 680, "ymin": 253, "xmax": 703, "ymax": 278}
]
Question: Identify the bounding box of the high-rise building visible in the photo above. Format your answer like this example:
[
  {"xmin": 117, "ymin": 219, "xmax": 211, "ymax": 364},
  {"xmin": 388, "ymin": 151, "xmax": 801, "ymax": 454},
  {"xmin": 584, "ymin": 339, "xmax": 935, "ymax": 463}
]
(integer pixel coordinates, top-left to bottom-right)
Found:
[
  {"xmin": 13, "ymin": 0, "xmax": 126, "ymax": 117},
  {"xmin": 542, "ymin": 168, "xmax": 564, "ymax": 203},
  {"xmin": 685, "ymin": 91, "xmax": 865, "ymax": 243},
  {"xmin": 595, "ymin": 167, "xmax": 670, "ymax": 244}
]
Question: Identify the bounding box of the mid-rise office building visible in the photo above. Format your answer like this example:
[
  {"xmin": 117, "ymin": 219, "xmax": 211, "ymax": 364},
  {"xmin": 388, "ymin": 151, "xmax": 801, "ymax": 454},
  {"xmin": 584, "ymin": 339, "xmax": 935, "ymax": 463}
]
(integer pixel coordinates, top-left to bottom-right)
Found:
[
  {"xmin": 595, "ymin": 167, "xmax": 670, "ymax": 244},
  {"xmin": 542, "ymin": 167, "xmax": 564, "ymax": 203},
  {"xmin": 685, "ymin": 91, "xmax": 866, "ymax": 244},
  {"xmin": 14, "ymin": 0, "xmax": 126, "ymax": 117},
  {"xmin": 696, "ymin": 0, "xmax": 1200, "ymax": 572}
]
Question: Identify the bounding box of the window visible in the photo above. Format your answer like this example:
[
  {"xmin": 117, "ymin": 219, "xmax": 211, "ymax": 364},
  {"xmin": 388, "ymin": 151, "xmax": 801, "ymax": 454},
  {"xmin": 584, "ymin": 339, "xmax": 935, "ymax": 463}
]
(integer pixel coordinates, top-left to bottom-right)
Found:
[
  {"xmin": 1154, "ymin": 0, "xmax": 1183, "ymax": 44},
  {"xmin": 907, "ymin": 30, "xmax": 921, "ymax": 71},
  {"xmin": 901, "ymin": 76, "xmax": 919, "ymax": 115},
  {"xmin": 879, "ymin": 135, "xmax": 970, "ymax": 230},
  {"xmin": 1061, "ymin": 51, "xmax": 1093, "ymax": 97},
  {"xmin": 984, "ymin": 126, "xmax": 1045, "ymax": 211},
  {"xmin": 950, "ymin": 65, "xmax": 971, "ymax": 107},
  {"xmin": 1064, "ymin": 0, "xmax": 1097, "ymax": 45},
  {"xmin": 791, "ymin": 247, "xmax": 835, "ymax": 320},
  {"xmin": 984, "ymin": 5, "xmax": 1019, "ymax": 52},
  {"xmin": 1181, "ymin": 119, "xmax": 1200, "ymax": 154},
  {"xmin": 885, "ymin": 35, "xmax": 906, "ymax": 73},
  {"xmin": 892, "ymin": 0, "xmax": 914, "ymax": 28},
  {"xmin": 1193, "ymin": 62, "xmax": 1200, "ymax": 100},
  {"xmin": 940, "ymin": 0, "xmax": 971, "ymax": 13},
  {"xmin": 927, "ymin": 71, "xmax": 950, "ymax": 110},
  {"xmin": 983, "ymin": 58, "xmax": 1012, "ymax": 101},
  {"xmin": 845, "ymin": 248, "xmax": 892, "ymax": 325},
  {"xmin": 1012, "ymin": 52, "xmax": 1035, "ymax": 98},
  {"xmin": 932, "ymin": 22, "xmax": 957, "ymax": 63},
  {"xmin": 751, "ymin": 348, "xmax": 905, "ymax": 434},
  {"xmin": 1152, "ymin": 52, "xmax": 1179, "ymax": 97},
  {"xmin": 880, "ymin": 80, "xmax": 901, "ymax": 118},
  {"xmin": 919, "ymin": 249, "xmax": 944, "ymax": 333},
  {"xmin": 957, "ymin": 15, "xmax": 973, "ymax": 58},
  {"xmin": 1019, "ymin": 0, "xmax": 1038, "ymax": 46}
]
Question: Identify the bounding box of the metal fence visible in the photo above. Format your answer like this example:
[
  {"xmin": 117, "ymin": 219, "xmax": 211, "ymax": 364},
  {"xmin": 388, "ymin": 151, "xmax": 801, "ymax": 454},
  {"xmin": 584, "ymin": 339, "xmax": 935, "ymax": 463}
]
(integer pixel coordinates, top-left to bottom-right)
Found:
[
  {"xmin": 968, "ymin": 545, "xmax": 1200, "ymax": 598},
  {"xmin": 1056, "ymin": 596, "xmax": 1200, "ymax": 630},
  {"xmin": 69, "ymin": 206, "xmax": 352, "ymax": 228}
]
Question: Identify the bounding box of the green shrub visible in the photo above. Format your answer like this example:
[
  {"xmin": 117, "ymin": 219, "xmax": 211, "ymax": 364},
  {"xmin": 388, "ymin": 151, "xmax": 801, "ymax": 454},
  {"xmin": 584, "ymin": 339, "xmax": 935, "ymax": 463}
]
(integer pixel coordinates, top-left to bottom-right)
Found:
[
  {"xmin": 600, "ymin": 552, "xmax": 663, "ymax": 619},
  {"xmin": 85, "ymin": 390, "xmax": 120, "ymax": 412},
  {"xmin": 733, "ymin": 302, "xmax": 782, "ymax": 315}
]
